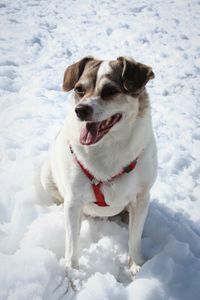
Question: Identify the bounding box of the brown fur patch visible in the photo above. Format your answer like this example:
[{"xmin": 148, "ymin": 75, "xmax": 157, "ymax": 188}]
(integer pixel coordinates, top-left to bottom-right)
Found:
[
  {"xmin": 110, "ymin": 59, "xmax": 151, "ymax": 114},
  {"xmin": 108, "ymin": 60, "xmax": 124, "ymax": 87},
  {"xmin": 100, "ymin": 83, "xmax": 121, "ymax": 100},
  {"xmin": 74, "ymin": 59, "xmax": 102, "ymax": 100},
  {"xmin": 117, "ymin": 56, "xmax": 154, "ymax": 95},
  {"xmin": 63, "ymin": 57, "xmax": 99, "ymax": 92},
  {"xmin": 77, "ymin": 60, "xmax": 102, "ymax": 89}
]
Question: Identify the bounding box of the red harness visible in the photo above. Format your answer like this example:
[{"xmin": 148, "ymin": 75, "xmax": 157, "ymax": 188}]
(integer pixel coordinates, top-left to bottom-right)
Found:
[{"xmin": 69, "ymin": 145, "xmax": 138, "ymax": 207}]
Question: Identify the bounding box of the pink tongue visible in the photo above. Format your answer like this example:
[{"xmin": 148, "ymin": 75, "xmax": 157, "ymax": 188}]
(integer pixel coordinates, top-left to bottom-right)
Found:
[{"xmin": 80, "ymin": 122, "xmax": 99, "ymax": 145}]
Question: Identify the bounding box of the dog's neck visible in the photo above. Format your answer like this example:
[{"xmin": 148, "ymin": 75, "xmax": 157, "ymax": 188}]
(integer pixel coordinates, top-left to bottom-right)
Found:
[{"xmin": 67, "ymin": 109, "xmax": 153, "ymax": 181}]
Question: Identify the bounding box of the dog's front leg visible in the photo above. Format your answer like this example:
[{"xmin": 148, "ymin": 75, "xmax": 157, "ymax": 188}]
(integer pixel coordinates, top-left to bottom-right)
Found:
[
  {"xmin": 64, "ymin": 197, "xmax": 83, "ymax": 270},
  {"xmin": 128, "ymin": 191, "xmax": 150, "ymax": 275}
]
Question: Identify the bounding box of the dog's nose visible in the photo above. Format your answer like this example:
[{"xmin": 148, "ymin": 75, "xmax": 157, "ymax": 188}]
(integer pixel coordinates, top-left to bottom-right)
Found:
[{"xmin": 75, "ymin": 104, "xmax": 93, "ymax": 121}]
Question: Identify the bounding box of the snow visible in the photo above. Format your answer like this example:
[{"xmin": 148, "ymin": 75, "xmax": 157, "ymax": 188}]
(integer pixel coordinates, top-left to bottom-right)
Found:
[{"xmin": 0, "ymin": 0, "xmax": 200, "ymax": 299}]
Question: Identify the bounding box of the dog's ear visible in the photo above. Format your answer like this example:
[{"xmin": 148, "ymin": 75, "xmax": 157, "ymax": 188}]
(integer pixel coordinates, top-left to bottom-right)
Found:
[
  {"xmin": 63, "ymin": 56, "xmax": 94, "ymax": 91},
  {"xmin": 117, "ymin": 56, "xmax": 154, "ymax": 94}
]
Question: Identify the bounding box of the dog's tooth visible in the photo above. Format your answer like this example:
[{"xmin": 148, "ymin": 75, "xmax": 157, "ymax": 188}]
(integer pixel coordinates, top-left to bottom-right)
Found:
[{"xmin": 107, "ymin": 117, "xmax": 112, "ymax": 124}]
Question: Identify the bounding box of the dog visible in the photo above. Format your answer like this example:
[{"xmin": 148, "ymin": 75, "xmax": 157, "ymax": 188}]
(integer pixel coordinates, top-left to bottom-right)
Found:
[{"xmin": 41, "ymin": 56, "xmax": 157, "ymax": 275}]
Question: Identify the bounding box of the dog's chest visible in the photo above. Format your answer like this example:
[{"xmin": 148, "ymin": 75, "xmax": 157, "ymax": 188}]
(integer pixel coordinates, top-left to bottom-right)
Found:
[
  {"xmin": 82, "ymin": 172, "xmax": 139, "ymax": 217},
  {"xmin": 89, "ymin": 170, "xmax": 138, "ymax": 206}
]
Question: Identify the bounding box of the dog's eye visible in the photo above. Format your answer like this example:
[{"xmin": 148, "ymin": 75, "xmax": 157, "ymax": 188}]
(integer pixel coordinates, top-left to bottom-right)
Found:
[
  {"xmin": 74, "ymin": 86, "xmax": 85, "ymax": 96},
  {"xmin": 101, "ymin": 85, "xmax": 120, "ymax": 100}
]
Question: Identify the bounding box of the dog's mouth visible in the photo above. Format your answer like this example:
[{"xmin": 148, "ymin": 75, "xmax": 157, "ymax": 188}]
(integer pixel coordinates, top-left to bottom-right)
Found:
[{"xmin": 80, "ymin": 113, "xmax": 122, "ymax": 145}]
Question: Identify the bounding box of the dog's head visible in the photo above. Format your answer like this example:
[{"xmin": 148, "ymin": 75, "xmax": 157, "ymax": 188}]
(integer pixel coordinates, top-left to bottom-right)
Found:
[{"xmin": 63, "ymin": 56, "xmax": 154, "ymax": 146}]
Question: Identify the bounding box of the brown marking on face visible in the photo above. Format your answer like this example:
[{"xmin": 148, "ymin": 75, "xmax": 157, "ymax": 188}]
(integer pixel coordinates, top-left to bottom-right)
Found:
[
  {"xmin": 63, "ymin": 57, "xmax": 101, "ymax": 92},
  {"xmin": 108, "ymin": 60, "xmax": 124, "ymax": 87},
  {"xmin": 63, "ymin": 57, "xmax": 154, "ymax": 114},
  {"xmin": 100, "ymin": 82, "xmax": 121, "ymax": 100},
  {"xmin": 92, "ymin": 60, "xmax": 125, "ymax": 100},
  {"xmin": 74, "ymin": 59, "xmax": 102, "ymax": 101}
]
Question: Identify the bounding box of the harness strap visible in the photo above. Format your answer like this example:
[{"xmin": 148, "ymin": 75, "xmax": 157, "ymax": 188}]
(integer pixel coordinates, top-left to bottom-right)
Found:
[{"xmin": 69, "ymin": 145, "xmax": 137, "ymax": 207}]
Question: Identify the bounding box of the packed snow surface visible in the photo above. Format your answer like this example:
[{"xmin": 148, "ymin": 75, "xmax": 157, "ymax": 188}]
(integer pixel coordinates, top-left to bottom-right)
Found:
[{"xmin": 0, "ymin": 0, "xmax": 200, "ymax": 299}]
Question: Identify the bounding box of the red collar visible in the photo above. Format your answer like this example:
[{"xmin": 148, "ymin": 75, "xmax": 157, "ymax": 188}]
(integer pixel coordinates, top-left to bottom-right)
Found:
[{"xmin": 69, "ymin": 145, "xmax": 138, "ymax": 207}]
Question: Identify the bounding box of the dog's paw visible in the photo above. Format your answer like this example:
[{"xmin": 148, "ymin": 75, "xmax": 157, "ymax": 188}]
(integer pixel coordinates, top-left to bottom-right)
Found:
[
  {"xmin": 65, "ymin": 265, "xmax": 81, "ymax": 291},
  {"xmin": 128, "ymin": 254, "xmax": 145, "ymax": 276},
  {"xmin": 130, "ymin": 262, "xmax": 141, "ymax": 276}
]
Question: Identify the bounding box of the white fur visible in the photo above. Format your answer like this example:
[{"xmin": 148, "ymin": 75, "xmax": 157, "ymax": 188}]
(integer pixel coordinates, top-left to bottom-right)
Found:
[
  {"xmin": 41, "ymin": 63, "xmax": 157, "ymax": 275},
  {"xmin": 96, "ymin": 60, "xmax": 112, "ymax": 81}
]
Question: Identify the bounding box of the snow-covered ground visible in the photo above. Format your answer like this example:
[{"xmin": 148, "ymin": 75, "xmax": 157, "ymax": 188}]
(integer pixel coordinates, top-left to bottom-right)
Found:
[{"xmin": 0, "ymin": 0, "xmax": 200, "ymax": 299}]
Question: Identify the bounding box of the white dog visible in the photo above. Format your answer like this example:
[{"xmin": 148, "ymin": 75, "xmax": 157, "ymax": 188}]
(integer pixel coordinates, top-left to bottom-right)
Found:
[{"xmin": 41, "ymin": 56, "xmax": 157, "ymax": 275}]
